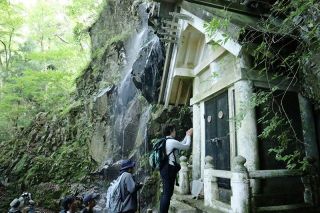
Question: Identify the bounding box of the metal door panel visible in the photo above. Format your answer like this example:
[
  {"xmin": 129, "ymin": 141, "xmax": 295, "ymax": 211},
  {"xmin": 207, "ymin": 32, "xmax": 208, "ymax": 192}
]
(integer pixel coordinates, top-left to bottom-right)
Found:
[{"xmin": 205, "ymin": 91, "xmax": 230, "ymax": 189}]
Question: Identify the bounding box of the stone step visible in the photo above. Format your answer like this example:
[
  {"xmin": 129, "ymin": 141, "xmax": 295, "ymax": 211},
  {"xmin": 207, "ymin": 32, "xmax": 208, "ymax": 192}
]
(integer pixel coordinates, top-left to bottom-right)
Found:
[
  {"xmin": 169, "ymin": 198, "xmax": 197, "ymax": 213},
  {"xmin": 172, "ymin": 194, "xmax": 226, "ymax": 213}
]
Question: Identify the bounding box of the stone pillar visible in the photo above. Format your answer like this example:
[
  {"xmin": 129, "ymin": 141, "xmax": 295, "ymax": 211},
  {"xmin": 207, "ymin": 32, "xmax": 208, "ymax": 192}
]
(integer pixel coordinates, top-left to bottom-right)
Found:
[
  {"xmin": 302, "ymin": 175, "xmax": 313, "ymax": 205},
  {"xmin": 204, "ymin": 156, "xmax": 219, "ymax": 207},
  {"xmin": 178, "ymin": 156, "xmax": 190, "ymax": 195},
  {"xmin": 234, "ymin": 80, "xmax": 259, "ymax": 193},
  {"xmin": 200, "ymin": 102, "xmax": 206, "ymax": 179},
  {"xmin": 298, "ymin": 94, "xmax": 320, "ymax": 166},
  {"xmin": 192, "ymin": 103, "xmax": 201, "ymax": 180},
  {"xmin": 231, "ymin": 156, "xmax": 250, "ymax": 213}
]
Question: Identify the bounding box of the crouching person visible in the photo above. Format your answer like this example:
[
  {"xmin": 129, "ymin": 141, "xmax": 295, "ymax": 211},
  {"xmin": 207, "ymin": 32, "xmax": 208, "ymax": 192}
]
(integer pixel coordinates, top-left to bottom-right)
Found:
[
  {"xmin": 106, "ymin": 159, "xmax": 143, "ymax": 213},
  {"xmin": 8, "ymin": 198, "xmax": 22, "ymax": 213},
  {"xmin": 60, "ymin": 195, "xmax": 82, "ymax": 213},
  {"xmin": 82, "ymin": 193, "xmax": 100, "ymax": 213}
]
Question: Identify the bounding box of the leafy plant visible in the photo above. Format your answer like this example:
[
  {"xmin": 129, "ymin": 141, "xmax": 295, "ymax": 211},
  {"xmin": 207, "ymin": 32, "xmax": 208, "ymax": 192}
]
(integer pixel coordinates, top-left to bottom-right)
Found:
[
  {"xmin": 204, "ymin": 0, "xmax": 320, "ymax": 171},
  {"xmin": 204, "ymin": 15, "xmax": 231, "ymax": 45}
]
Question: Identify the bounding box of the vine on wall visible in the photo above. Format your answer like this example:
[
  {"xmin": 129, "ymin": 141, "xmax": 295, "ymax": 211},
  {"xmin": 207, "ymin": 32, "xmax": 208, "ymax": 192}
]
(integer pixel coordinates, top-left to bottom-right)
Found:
[{"xmin": 205, "ymin": 0, "xmax": 320, "ymax": 170}]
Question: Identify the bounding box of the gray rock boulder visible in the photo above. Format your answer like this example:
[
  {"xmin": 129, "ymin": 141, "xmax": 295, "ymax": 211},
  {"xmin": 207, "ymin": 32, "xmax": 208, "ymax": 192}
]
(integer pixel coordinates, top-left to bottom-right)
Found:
[{"xmin": 131, "ymin": 29, "xmax": 164, "ymax": 103}]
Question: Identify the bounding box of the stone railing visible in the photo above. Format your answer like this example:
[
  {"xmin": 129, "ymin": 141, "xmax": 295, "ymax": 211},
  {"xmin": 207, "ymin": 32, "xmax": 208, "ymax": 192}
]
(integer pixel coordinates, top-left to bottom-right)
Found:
[
  {"xmin": 203, "ymin": 155, "xmax": 320, "ymax": 213},
  {"xmin": 248, "ymin": 157, "xmax": 319, "ymax": 212},
  {"xmin": 204, "ymin": 156, "xmax": 234, "ymax": 212},
  {"xmin": 230, "ymin": 156, "xmax": 250, "ymax": 213},
  {"xmin": 177, "ymin": 156, "xmax": 190, "ymax": 195}
]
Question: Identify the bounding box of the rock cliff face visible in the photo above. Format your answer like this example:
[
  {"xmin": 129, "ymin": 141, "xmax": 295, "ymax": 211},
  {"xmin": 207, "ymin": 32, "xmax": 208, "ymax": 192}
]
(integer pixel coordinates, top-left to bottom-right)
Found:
[
  {"xmin": 0, "ymin": 0, "xmax": 192, "ymax": 211},
  {"xmin": 75, "ymin": 0, "xmax": 165, "ymax": 165}
]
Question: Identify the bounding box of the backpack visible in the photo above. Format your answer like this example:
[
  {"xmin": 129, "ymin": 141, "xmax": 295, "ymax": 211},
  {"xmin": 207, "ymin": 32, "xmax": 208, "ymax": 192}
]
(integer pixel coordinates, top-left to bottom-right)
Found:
[
  {"xmin": 149, "ymin": 138, "xmax": 168, "ymax": 170},
  {"xmin": 105, "ymin": 174, "xmax": 124, "ymax": 213}
]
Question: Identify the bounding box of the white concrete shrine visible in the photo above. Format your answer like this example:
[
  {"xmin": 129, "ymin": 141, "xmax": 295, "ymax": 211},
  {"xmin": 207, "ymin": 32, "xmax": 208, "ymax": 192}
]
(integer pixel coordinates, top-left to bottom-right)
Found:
[
  {"xmin": 159, "ymin": 2, "xmax": 320, "ymax": 212},
  {"xmin": 162, "ymin": 7, "xmax": 260, "ymax": 178}
]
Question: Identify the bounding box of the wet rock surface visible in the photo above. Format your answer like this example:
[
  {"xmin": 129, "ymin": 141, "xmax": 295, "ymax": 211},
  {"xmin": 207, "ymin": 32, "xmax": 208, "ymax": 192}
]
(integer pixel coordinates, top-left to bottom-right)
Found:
[{"xmin": 131, "ymin": 29, "xmax": 164, "ymax": 103}]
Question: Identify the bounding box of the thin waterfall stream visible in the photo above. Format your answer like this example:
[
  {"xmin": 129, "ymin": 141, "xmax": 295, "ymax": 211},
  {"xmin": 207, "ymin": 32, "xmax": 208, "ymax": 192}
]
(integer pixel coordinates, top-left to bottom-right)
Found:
[
  {"xmin": 102, "ymin": 2, "xmax": 164, "ymax": 179},
  {"xmin": 90, "ymin": 3, "xmax": 165, "ymax": 212}
]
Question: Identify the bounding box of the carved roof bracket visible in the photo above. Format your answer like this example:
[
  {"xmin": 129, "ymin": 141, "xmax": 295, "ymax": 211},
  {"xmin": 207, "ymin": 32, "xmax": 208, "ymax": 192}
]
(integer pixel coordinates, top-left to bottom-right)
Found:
[{"xmin": 159, "ymin": 12, "xmax": 192, "ymax": 44}]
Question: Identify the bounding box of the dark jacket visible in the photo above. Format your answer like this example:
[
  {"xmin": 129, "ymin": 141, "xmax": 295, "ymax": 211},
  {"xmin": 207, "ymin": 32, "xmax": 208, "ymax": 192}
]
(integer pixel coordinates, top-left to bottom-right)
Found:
[{"xmin": 81, "ymin": 207, "xmax": 93, "ymax": 213}]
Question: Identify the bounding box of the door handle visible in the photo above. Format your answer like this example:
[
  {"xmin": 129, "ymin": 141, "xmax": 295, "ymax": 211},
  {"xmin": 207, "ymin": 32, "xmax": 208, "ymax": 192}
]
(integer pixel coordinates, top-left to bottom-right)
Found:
[{"xmin": 210, "ymin": 137, "xmax": 222, "ymax": 144}]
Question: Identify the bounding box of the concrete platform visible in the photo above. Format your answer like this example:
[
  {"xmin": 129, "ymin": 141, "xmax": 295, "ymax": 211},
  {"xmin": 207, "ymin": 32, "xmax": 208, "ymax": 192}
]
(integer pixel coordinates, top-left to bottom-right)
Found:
[
  {"xmin": 170, "ymin": 194, "xmax": 225, "ymax": 213},
  {"xmin": 169, "ymin": 198, "xmax": 197, "ymax": 213}
]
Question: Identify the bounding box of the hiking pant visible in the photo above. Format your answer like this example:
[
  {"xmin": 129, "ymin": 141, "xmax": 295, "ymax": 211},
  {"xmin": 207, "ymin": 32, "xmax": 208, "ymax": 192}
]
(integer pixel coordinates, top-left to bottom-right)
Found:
[{"xmin": 160, "ymin": 163, "xmax": 178, "ymax": 213}]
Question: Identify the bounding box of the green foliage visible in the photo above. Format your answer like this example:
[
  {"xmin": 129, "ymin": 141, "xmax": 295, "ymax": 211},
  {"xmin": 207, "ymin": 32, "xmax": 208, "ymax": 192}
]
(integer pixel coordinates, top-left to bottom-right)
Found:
[
  {"xmin": 24, "ymin": 155, "xmax": 53, "ymax": 185},
  {"xmin": 0, "ymin": 1, "xmax": 105, "ymax": 211},
  {"xmin": 0, "ymin": 0, "xmax": 23, "ymax": 77},
  {"xmin": 204, "ymin": 15, "xmax": 231, "ymax": 45},
  {"xmin": 92, "ymin": 30, "xmax": 132, "ymax": 60},
  {"xmin": 0, "ymin": 0, "xmax": 103, "ymax": 142},
  {"xmin": 0, "ymin": 107, "xmax": 96, "ymax": 209},
  {"xmin": 249, "ymin": 0, "xmax": 320, "ymax": 103},
  {"xmin": 0, "ymin": 70, "xmax": 73, "ymax": 141},
  {"xmin": 139, "ymin": 153, "xmax": 151, "ymax": 171},
  {"xmin": 48, "ymin": 141, "xmax": 93, "ymax": 183},
  {"xmin": 258, "ymin": 104, "xmax": 306, "ymax": 170},
  {"xmin": 27, "ymin": 0, "xmax": 60, "ymax": 51},
  {"xmin": 204, "ymin": 0, "xmax": 320, "ymax": 171},
  {"xmin": 67, "ymin": 0, "xmax": 104, "ymax": 46},
  {"xmin": 231, "ymin": 90, "xmax": 270, "ymax": 129},
  {"xmin": 67, "ymin": 0, "xmax": 103, "ymax": 24},
  {"xmin": 27, "ymin": 48, "xmax": 77, "ymax": 62},
  {"xmin": 12, "ymin": 154, "xmax": 30, "ymax": 175},
  {"xmin": 204, "ymin": 17, "xmax": 230, "ymax": 36},
  {"xmin": 31, "ymin": 182, "xmax": 65, "ymax": 210},
  {"xmin": 245, "ymin": 0, "xmax": 319, "ymax": 170}
]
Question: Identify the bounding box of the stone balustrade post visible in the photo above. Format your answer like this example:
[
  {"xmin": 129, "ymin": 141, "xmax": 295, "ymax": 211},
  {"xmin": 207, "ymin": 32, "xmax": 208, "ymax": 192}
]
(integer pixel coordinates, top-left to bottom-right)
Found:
[
  {"xmin": 302, "ymin": 157, "xmax": 320, "ymax": 206},
  {"xmin": 302, "ymin": 175, "xmax": 313, "ymax": 205},
  {"xmin": 178, "ymin": 156, "xmax": 190, "ymax": 195},
  {"xmin": 204, "ymin": 156, "xmax": 219, "ymax": 207},
  {"xmin": 310, "ymin": 173, "xmax": 320, "ymax": 206},
  {"xmin": 231, "ymin": 156, "xmax": 250, "ymax": 213},
  {"xmin": 309, "ymin": 157, "xmax": 320, "ymax": 206}
]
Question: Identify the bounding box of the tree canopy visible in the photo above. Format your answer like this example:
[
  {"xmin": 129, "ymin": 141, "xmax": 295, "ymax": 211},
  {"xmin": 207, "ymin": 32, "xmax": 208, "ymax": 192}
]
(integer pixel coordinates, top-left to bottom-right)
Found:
[{"xmin": 0, "ymin": 0, "xmax": 103, "ymax": 141}]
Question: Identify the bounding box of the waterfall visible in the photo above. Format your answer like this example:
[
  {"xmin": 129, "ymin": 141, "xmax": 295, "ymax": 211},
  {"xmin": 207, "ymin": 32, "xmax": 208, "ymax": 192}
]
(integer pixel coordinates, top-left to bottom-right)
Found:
[
  {"xmin": 110, "ymin": 3, "xmax": 163, "ymax": 162},
  {"xmin": 88, "ymin": 2, "xmax": 165, "ymax": 212}
]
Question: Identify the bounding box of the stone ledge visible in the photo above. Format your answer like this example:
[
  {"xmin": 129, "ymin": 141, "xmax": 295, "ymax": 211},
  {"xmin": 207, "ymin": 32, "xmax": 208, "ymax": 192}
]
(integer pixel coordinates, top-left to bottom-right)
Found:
[
  {"xmin": 170, "ymin": 195, "xmax": 197, "ymax": 213},
  {"xmin": 173, "ymin": 194, "xmax": 226, "ymax": 213}
]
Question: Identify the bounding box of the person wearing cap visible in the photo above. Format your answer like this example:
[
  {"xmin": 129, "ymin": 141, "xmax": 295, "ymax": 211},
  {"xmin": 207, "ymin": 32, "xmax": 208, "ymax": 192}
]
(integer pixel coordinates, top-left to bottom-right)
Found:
[
  {"xmin": 81, "ymin": 192, "xmax": 100, "ymax": 213},
  {"xmin": 8, "ymin": 198, "xmax": 22, "ymax": 213},
  {"xmin": 160, "ymin": 124, "xmax": 193, "ymax": 213},
  {"xmin": 60, "ymin": 195, "xmax": 80, "ymax": 213},
  {"xmin": 119, "ymin": 159, "xmax": 143, "ymax": 213}
]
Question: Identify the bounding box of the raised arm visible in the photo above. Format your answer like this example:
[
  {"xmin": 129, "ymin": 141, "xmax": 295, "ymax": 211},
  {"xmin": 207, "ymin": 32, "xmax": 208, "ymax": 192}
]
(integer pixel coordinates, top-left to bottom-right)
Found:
[
  {"xmin": 180, "ymin": 135, "xmax": 191, "ymax": 145},
  {"xmin": 181, "ymin": 128, "xmax": 193, "ymax": 145},
  {"xmin": 169, "ymin": 138, "xmax": 190, "ymax": 150}
]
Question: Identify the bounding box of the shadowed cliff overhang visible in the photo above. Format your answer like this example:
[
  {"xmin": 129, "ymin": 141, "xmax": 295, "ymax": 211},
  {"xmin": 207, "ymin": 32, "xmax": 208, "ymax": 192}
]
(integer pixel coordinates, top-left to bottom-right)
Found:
[{"xmin": 155, "ymin": 0, "xmax": 277, "ymax": 17}]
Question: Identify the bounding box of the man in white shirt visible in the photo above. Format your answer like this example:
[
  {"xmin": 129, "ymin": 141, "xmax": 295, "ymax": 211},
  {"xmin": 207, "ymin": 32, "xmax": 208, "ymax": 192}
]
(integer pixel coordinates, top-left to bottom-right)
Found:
[{"xmin": 160, "ymin": 124, "xmax": 193, "ymax": 213}]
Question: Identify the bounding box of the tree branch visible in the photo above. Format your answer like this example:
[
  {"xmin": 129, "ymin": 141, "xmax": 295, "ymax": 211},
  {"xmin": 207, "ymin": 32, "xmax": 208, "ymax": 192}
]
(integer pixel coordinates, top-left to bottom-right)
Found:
[
  {"xmin": 55, "ymin": 34, "xmax": 69, "ymax": 44},
  {"xmin": 0, "ymin": 39, "xmax": 8, "ymax": 71},
  {"xmin": 7, "ymin": 28, "xmax": 15, "ymax": 70}
]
